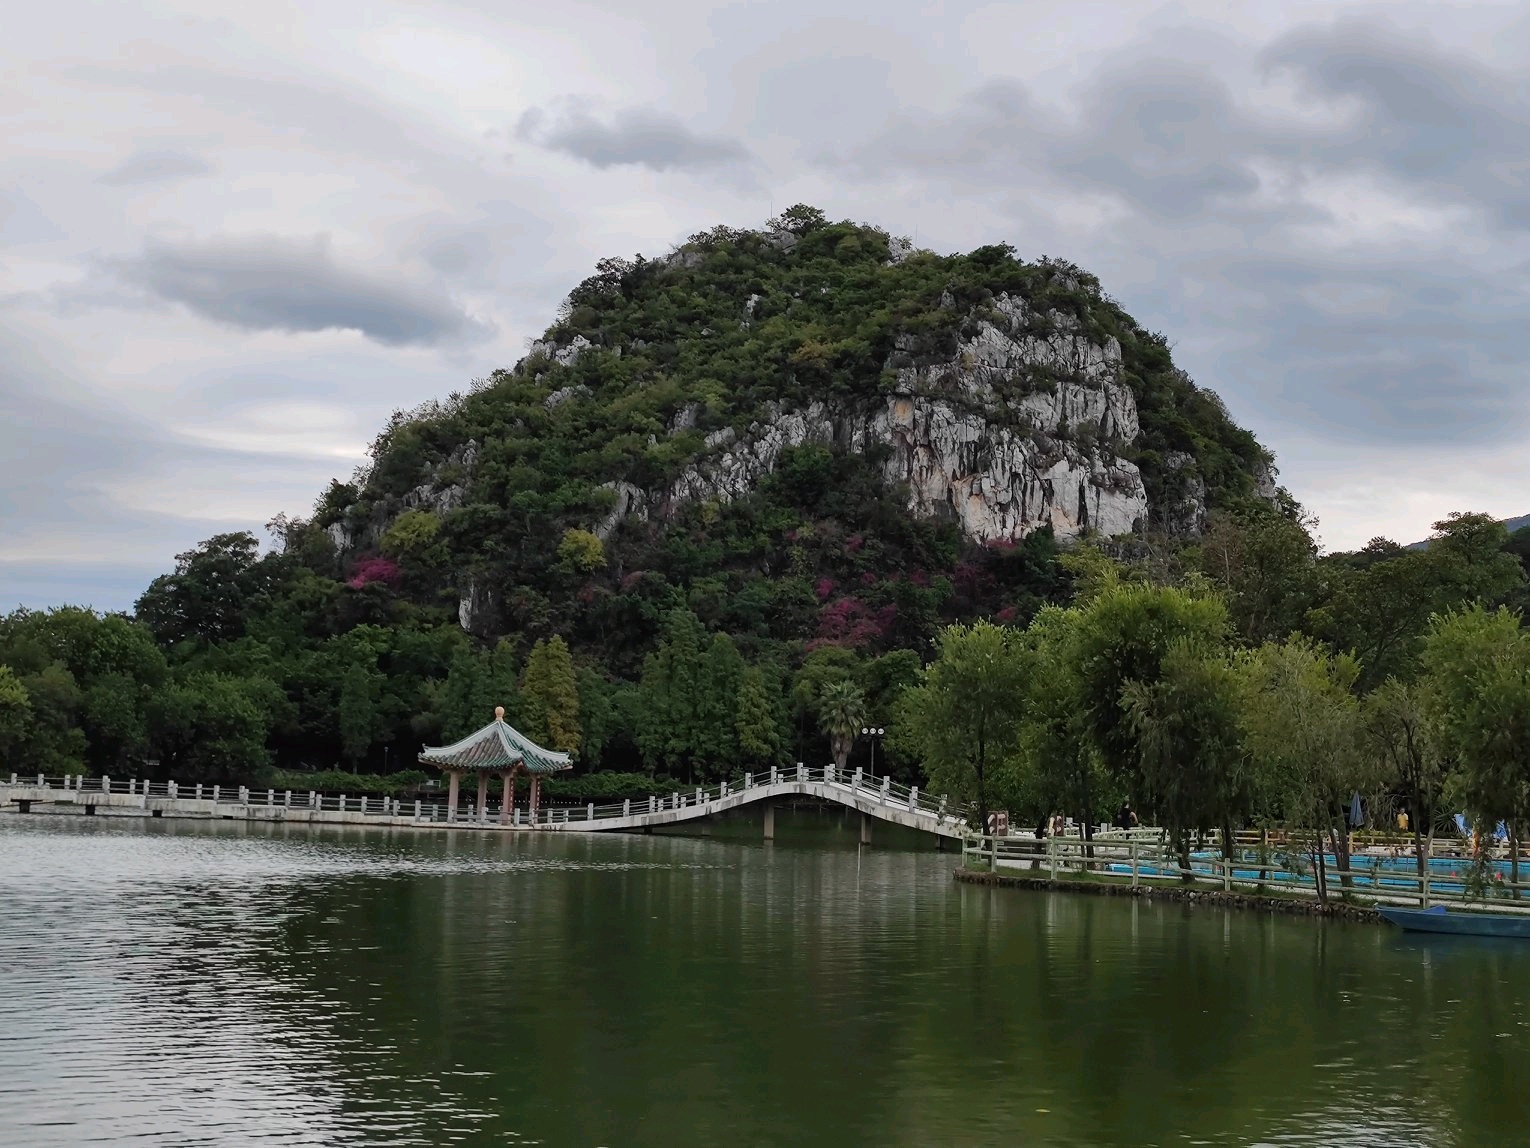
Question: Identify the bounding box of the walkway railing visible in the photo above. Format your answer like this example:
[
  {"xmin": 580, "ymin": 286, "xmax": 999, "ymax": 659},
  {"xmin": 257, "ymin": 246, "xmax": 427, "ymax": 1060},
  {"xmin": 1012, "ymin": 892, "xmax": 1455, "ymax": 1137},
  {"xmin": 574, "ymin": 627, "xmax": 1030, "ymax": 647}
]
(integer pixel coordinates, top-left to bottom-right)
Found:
[{"xmin": 961, "ymin": 832, "xmax": 1530, "ymax": 913}]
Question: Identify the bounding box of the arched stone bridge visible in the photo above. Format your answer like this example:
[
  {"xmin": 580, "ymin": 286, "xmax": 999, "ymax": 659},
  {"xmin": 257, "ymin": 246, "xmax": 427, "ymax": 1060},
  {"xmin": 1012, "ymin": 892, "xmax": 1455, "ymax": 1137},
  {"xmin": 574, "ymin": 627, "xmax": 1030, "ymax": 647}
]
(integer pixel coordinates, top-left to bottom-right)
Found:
[
  {"xmin": 560, "ymin": 764, "xmax": 967, "ymax": 841},
  {"xmin": 3, "ymin": 765, "xmax": 969, "ymax": 843}
]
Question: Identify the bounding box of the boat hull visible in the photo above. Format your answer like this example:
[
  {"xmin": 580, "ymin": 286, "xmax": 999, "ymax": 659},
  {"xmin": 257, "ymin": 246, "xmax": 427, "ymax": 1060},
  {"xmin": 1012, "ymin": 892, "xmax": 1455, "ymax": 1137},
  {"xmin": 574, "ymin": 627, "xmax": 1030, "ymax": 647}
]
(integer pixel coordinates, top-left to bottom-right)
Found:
[{"xmin": 1379, "ymin": 906, "xmax": 1530, "ymax": 937}]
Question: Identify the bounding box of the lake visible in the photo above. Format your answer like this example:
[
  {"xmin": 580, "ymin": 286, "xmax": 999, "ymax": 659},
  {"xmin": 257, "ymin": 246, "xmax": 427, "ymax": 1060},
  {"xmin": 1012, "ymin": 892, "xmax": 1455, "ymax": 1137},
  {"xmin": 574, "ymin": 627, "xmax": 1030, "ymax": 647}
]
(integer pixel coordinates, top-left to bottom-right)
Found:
[{"xmin": 2, "ymin": 810, "xmax": 1527, "ymax": 1146}]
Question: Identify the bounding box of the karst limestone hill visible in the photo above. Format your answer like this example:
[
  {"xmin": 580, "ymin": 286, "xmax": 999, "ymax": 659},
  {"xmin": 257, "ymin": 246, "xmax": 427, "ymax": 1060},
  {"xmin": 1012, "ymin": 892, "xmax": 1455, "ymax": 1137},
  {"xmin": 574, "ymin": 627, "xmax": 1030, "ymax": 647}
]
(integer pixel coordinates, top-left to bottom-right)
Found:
[{"xmin": 313, "ymin": 206, "xmax": 1279, "ymax": 643}]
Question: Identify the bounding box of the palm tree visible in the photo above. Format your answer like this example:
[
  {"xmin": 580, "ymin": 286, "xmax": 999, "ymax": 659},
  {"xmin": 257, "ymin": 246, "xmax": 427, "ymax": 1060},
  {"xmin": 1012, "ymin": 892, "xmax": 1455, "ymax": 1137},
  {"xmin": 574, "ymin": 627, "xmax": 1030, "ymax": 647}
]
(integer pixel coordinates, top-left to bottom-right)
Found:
[{"xmin": 817, "ymin": 679, "xmax": 867, "ymax": 770}]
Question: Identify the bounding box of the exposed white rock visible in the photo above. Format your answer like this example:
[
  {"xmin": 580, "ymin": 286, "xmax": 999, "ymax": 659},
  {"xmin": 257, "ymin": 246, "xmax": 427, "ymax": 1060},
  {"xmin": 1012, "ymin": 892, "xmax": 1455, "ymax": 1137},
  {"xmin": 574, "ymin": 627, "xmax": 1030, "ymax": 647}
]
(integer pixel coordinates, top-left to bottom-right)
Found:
[
  {"xmin": 1159, "ymin": 451, "xmax": 1208, "ymax": 536},
  {"xmin": 528, "ymin": 333, "xmax": 592, "ymax": 367},
  {"xmin": 402, "ymin": 438, "xmax": 479, "ymax": 517},
  {"xmin": 457, "ymin": 577, "xmax": 495, "ymax": 635},
  {"xmin": 544, "ymin": 384, "xmax": 591, "ymax": 410},
  {"xmin": 594, "ymin": 481, "xmax": 648, "ymax": 542},
  {"xmin": 647, "ymin": 297, "xmax": 1150, "ymax": 543}
]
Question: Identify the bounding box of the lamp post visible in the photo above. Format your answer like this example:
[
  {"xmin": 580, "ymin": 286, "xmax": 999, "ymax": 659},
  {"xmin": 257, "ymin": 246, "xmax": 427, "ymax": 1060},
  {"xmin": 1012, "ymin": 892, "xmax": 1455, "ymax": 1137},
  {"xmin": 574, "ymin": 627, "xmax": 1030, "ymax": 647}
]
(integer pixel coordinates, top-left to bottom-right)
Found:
[{"xmin": 861, "ymin": 727, "xmax": 885, "ymax": 776}]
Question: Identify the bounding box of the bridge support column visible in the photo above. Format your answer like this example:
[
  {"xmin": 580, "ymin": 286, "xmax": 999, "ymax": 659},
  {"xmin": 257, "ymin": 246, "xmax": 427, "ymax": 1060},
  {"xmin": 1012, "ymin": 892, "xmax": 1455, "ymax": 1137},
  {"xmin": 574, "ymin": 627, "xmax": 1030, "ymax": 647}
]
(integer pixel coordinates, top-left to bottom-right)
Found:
[
  {"xmin": 446, "ymin": 771, "xmax": 461, "ymax": 822},
  {"xmin": 763, "ymin": 803, "xmax": 775, "ymax": 841},
  {"xmin": 860, "ymin": 813, "xmax": 872, "ymax": 847}
]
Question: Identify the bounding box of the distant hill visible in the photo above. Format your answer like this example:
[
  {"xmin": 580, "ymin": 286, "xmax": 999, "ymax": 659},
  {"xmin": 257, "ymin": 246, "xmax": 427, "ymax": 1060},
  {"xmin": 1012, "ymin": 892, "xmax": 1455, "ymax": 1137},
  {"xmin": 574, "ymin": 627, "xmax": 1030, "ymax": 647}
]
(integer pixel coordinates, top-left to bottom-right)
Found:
[{"xmin": 1408, "ymin": 513, "xmax": 1530, "ymax": 550}]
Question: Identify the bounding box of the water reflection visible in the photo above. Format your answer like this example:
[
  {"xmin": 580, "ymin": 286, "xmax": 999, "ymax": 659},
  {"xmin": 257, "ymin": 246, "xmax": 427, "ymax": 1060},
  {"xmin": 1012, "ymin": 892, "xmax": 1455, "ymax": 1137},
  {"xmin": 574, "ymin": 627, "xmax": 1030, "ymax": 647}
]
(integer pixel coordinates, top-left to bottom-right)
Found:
[{"xmin": 3, "ymin": 814, "xmax": 1529, "ymax": 1146}]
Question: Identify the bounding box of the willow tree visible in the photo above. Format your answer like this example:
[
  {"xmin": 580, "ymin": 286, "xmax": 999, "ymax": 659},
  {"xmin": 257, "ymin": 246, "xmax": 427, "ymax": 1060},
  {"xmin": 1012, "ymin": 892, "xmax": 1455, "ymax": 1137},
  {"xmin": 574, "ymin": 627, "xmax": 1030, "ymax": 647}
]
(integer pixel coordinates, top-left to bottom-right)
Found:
[
  {"xmin": 1423, "ymin": 606, "xmax": 1530, "ymax": 892},
  {"xmin": 1363, "ymin": 677, "xmax": 1447, "ymax": 880},
  {"xmin": 1123, "ymin": 640, "xmax": 1246, "ymax": 872},
  {"xmin": 1237, "ymin": 638, "xmax": 1369, "ymax": 901},
  {"xmin": 1069, "ymin": 580, "xmax": 1230, "ymax": 833},
  {"xmin": 893, "ymin": 620, "xmax": 1029, "ymax": 834}
]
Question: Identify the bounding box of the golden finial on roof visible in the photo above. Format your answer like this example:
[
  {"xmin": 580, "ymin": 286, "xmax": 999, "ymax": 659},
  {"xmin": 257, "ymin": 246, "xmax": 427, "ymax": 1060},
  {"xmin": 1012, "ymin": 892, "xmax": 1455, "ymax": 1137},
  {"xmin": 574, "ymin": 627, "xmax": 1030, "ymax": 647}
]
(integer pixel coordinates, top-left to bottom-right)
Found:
[{"xmin": 494, "ymin": 705, "xmax": 505, "ymax": 721}]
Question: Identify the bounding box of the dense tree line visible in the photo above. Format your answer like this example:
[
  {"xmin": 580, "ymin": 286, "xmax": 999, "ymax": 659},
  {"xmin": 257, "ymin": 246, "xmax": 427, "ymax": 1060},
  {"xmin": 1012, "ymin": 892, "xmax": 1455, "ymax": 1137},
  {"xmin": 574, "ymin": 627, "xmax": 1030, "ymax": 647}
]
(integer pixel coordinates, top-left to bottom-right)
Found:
[{"xmin": 896, "ymin": 512, "xmax": 1530, "ymax": 900}]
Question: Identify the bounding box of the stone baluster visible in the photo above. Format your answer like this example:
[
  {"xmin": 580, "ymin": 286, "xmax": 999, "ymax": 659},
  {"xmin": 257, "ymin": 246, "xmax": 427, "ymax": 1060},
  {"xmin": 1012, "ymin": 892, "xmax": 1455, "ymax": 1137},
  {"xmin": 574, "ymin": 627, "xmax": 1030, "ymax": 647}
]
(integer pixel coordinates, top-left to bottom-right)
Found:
[
  {"xmin": 414, "ymin": 799, "xmax": 422, "ymax": 819},
  {"xmin": 909, "ymin": 786, "xmax": 919, "ymax": 812},
  {"xmin": 211, "ymin": 784, "xmax": 219, "ymax": 801},
  {"xmin": 103, "ymin": 776, "xmax": 112, "ymax": 795},
  {"xmin": 623, "ymin": 799, "xmax": 631, "ymax": 817}
]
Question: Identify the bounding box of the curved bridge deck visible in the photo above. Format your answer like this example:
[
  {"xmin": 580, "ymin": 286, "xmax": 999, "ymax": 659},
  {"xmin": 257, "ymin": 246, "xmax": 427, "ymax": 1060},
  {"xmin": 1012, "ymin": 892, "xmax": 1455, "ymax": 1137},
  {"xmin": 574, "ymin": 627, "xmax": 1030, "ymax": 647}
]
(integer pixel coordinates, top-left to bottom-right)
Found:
[
  {"xmin": 568, "ymin": 766, "xmax": 966, "ymax": 840},
  {"xmin": 2, "ymin": 766, "xmax": 968, "ymax": 841}
]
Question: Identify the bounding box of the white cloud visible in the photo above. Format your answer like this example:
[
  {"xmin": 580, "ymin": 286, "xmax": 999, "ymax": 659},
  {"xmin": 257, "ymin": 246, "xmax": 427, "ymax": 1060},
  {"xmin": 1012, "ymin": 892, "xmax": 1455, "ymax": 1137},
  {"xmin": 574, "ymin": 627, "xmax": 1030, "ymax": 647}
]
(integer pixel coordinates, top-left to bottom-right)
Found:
[{"xmin": 4, "ymin": 0, "xmax": 1530, "ymax": 609}]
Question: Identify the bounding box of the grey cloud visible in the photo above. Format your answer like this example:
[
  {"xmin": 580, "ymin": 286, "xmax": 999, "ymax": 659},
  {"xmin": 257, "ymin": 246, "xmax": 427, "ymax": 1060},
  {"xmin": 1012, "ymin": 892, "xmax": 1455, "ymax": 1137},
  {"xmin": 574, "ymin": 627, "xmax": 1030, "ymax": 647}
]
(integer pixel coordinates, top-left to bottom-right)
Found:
[
  {"xmin": 107, "ymin": 236, "xmax": 491, "ymax": 346},
  {"xmin": 0, "ymin": 189, "xmax": 66, "ymax": 246},
  {"xmin": 98, "ymin": 150, "xmax": 212, "ymax": 186},
  {"xmin": 0, "ymin": 333, "xmax": 345, "ymax": 611},
  {"xmin": 749, "ymin": 54, "xmax": 899, "ymax": 158},
  {"xmin": 1263, "ymin": 21, "xmax": 1530, "ymax": 228},
  {"xmin": 835, "ymin": 21, "xmax": 1530, "ymax": 451},
  {"xmin": 1051, "ymin": 66, "xmax": 1265, "ymax": 220},
  {"xmin": 517, "ymin": 105, "xmax": 751, "ymax": 172}
]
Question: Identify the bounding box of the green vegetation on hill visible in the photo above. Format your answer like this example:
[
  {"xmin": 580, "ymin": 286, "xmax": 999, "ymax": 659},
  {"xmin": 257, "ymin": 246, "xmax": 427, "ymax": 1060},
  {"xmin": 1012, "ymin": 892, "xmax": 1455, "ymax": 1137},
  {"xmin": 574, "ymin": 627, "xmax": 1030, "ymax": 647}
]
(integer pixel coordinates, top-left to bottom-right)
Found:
[{"xmin": 2, "ymin": 209, "xmax": 1526, "ymax": 803}]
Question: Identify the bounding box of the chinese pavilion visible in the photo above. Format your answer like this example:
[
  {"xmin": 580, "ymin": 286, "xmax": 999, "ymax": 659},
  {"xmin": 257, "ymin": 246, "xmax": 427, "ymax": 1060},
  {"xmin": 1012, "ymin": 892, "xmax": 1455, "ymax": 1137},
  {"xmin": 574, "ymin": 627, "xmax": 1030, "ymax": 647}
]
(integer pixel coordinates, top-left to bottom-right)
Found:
[{"xmin": 418, "ymin": 706, "xmax": 572, "ymax": 824}]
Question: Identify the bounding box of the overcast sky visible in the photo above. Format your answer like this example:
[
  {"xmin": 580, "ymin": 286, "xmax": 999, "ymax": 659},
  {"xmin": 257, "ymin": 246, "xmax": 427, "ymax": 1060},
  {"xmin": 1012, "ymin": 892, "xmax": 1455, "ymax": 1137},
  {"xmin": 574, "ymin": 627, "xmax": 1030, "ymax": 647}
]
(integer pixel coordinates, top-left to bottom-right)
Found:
[{"xmin": 4, "ymin": 0, "xmax": 1530, "ymax": 612}]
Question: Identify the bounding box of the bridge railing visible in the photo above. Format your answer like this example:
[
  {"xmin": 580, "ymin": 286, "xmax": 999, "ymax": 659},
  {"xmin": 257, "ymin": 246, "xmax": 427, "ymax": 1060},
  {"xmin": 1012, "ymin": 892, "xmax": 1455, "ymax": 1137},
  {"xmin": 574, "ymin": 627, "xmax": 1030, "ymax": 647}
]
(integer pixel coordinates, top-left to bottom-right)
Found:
[{"xmin": 5, "ymin": 767, "xmax": 973, "ymax": 829}]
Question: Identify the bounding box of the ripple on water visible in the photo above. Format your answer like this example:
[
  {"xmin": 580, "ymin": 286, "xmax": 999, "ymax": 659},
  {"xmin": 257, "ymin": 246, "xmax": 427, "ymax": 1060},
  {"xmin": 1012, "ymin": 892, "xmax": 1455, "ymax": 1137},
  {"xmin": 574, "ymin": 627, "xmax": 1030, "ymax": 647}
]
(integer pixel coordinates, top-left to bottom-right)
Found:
[{"xmin": 3, "ymin": 815, "xmax": 1527, "ymax": 1147}]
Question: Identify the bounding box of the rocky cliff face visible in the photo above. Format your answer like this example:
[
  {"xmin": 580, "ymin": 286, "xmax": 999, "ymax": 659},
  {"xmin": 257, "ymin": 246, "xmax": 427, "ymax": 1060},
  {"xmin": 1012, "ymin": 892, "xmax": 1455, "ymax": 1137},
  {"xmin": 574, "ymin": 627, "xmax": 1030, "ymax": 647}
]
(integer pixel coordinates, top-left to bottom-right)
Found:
[{"xmin": 591, "ymin": 293, "xmax": 1149, "ymax": 545}]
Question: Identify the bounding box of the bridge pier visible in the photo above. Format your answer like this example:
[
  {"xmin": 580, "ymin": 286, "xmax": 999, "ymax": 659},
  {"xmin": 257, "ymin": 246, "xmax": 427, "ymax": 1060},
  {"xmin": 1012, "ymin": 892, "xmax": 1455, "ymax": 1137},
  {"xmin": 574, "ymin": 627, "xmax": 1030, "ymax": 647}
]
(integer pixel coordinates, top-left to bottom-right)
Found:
[
  {"xmin": 763, "ymin": 803, "xmax": 774, "ymax": 841},
  {"xmin": 860, "ymin": 813, "xmax": 872, "ymax": 847}
]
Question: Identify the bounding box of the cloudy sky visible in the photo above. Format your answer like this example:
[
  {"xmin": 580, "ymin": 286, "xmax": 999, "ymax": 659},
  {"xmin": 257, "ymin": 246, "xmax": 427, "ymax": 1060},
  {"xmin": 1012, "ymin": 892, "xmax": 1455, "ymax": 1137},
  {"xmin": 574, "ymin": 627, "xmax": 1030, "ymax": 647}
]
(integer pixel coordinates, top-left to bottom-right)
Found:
[{"xmin": 4, "ymin": 0, "xmax": 1530, "ymax": 612}]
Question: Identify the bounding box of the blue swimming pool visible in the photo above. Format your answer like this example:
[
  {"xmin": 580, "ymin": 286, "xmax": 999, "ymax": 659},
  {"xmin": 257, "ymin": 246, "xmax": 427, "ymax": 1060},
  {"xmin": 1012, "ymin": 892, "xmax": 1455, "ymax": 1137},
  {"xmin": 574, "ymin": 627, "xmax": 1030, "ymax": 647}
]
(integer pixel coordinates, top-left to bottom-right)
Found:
[{"xmin": 1104, "ymin": 849, "xmax": 1526, "ymax": 896}]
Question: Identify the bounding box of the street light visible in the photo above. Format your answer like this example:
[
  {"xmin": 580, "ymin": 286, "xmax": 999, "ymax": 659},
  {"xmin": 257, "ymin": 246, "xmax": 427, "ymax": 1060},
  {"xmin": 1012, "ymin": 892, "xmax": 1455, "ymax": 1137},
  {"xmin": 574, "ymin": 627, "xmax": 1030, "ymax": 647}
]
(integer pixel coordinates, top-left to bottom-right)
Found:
[{"xmin": 861, "ymin": 726, "xmax": 885, "ymax": 775}]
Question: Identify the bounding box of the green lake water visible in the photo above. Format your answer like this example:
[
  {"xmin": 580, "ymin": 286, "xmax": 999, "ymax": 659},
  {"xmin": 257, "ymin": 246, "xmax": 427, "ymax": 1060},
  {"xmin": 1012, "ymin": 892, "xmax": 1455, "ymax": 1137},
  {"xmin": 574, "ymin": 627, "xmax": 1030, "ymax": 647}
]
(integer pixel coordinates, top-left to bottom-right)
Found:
[{"xmin": 2, "ymin": 809, "xmax": 1528, "ymax": 1146}]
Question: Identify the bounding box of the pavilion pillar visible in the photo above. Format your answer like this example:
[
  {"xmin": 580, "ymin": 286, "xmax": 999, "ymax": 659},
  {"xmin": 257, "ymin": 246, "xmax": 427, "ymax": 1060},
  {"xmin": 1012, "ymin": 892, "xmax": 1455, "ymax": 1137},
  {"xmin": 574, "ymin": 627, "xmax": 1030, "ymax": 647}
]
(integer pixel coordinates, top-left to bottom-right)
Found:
[
  {"xmin": 500, "ymin": 769, "xmax": 515, "ymax": 826},
  {"xmin": 446, "ymin": 771, "xmax": 461, "ymax": 822},
  {"xmin": 476, "ymin": 772, "xmax": 489, "ymax": 823},
  {"xmin": 530, "ymin": 774, "xmax": 541, "ymax": 825}
]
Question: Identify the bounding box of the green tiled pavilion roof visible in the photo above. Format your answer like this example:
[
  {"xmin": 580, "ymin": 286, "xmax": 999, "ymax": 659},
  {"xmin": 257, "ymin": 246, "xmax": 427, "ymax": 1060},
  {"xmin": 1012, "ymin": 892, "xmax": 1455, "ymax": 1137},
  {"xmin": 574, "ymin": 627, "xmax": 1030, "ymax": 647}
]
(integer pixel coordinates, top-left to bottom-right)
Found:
[{"xmin": 418, "ymin": 715, "xmax": 572, "ymax": 774}]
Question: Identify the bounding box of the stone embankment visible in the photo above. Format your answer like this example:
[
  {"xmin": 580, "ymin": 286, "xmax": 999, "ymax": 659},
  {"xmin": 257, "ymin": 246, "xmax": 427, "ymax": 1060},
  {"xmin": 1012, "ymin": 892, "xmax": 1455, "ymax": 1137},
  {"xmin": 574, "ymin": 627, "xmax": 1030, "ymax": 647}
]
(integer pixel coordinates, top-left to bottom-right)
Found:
[{"xmin": 954, "ymin": 867, "xmax": 1381, "ymax": 921}]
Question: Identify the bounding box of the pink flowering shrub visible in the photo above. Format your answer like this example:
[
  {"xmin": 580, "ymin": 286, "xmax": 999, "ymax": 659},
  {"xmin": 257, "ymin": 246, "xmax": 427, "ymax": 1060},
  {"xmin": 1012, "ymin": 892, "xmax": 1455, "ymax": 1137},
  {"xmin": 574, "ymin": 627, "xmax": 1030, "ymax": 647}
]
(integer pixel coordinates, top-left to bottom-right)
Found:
[
  {"xmin": 809, "ymin": 597, "xmax": 882, "ymax": 650},
  {"xmin": 815, "ymin": 577, "xmax": 836, "ymax": 601},
  {"xmin": 347, "ymin": 556, "xmax": 401, "ymax": 589}
]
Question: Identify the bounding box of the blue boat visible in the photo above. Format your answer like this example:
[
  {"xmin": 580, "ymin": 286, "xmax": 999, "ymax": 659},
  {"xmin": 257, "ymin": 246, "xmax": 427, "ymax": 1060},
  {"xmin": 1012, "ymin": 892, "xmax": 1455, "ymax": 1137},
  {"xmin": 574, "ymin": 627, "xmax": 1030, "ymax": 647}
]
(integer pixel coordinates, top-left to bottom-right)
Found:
[{"xmin": 1378, "ymin": 904, "xmax": 1530, "ymax": 938}]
